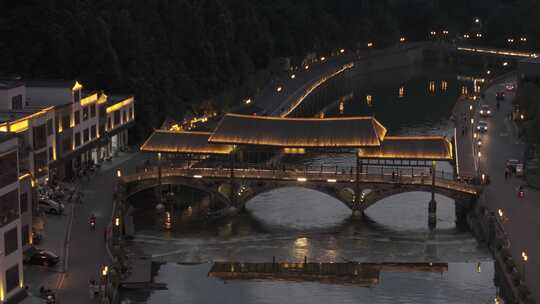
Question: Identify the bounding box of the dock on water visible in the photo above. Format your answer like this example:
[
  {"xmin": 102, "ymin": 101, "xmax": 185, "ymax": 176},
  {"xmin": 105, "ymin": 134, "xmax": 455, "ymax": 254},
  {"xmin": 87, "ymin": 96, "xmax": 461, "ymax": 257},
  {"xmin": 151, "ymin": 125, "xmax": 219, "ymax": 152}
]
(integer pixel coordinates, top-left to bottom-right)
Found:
[{"xmin": 208, "ymin": 262, "xmax": 448, "ymax": 286}]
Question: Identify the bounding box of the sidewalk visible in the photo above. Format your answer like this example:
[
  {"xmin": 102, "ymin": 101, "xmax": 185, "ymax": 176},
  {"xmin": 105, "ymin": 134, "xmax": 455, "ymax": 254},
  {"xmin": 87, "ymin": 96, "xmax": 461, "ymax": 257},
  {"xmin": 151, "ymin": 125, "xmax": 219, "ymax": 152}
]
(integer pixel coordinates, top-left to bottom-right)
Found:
[
  {"xmin": 479, "ymin": 79, "xmax": 540, "ymax": 301},
  {"xmin": 24, "ymin": 151, "xmax": 148, "ymax": 303}
]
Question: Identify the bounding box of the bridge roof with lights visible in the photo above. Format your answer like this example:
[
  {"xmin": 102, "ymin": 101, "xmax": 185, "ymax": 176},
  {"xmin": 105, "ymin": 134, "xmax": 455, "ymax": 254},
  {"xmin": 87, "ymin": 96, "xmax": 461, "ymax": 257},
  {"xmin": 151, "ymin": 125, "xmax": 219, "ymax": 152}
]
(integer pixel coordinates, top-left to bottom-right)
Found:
[
  {"xmin": 358, "ymin": 136, "xmax": 453, "ymax": 160},
  {"xmin": 140, "ymin": 130, "xmax": 234, "ymax": 155},
  {"xmin": 208, "ymin": 114, "xmax": 387, "ymax": 148}
]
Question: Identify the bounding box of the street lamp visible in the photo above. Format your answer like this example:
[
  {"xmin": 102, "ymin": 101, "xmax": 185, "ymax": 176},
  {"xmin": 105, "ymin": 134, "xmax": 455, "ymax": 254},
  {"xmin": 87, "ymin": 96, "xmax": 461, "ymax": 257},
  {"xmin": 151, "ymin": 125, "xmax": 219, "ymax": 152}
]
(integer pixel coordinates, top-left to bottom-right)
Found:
[
  {"xmin": 244, "ymin": 98, "xmax": 252, "ymax": 105},
  {"xmin": 367, "ymin": 42, "xmax": 374, "ymax": 48},
  {"xmin": 116, "ymin": 169, "xmax": 122, "ymax": 177},
  {"xmin": 469, "ymin": 105, "xmax": 473, "ymax": 111},
  {"xmin": 520, "ymin": 114, "xmax": 525, "ymax": 120},
  {"xmin": 290, "ymin": 74, "xmax": 296, "ymax": 79},
  {"xmin": 115, "ymin": 217, "xmax": 120, "ymax": 227},
  {"xmin": 478, "ymin": 151, "xmax": 482, "ymax": 158},
  {"xmin": 474, "ymin": 18, "xmax": 480, "ymax": 24},
  {"xmin": 503, "ymin": 62, "xmax": 508, "ymax": 67},
  {"xmin": 276, "ymin": 86, "xmax": 283, "ymax": 92},
  {"xmin": 522, "ymin": 251, "xmax": 528, "ymax": 281},
  {"xmin": 304, "ymin": 65, "xmax": 309, "ymax": 70},
  {"xmin": 471, "ymin": 118, "xmax": 474, "ymax": 125},
  {"xmin": 399, "ymin": 37, "xmax": 406, "ymax": 43},
  {"xmin": 340, "ymin": 49, "xmax": 345, "ymax": 54},
  {"xmin": 498, "ymin": 208, "xmax": 504, "ymax": 218}
]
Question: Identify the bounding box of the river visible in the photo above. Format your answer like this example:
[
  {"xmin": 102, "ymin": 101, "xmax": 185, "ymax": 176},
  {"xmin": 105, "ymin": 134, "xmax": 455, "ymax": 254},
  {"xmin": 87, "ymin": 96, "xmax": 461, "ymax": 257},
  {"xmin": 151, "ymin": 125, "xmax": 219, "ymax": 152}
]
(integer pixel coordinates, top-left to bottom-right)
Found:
[{"xmin": 124, "ymin": 62, "xmax": 500, "ymax": 304}]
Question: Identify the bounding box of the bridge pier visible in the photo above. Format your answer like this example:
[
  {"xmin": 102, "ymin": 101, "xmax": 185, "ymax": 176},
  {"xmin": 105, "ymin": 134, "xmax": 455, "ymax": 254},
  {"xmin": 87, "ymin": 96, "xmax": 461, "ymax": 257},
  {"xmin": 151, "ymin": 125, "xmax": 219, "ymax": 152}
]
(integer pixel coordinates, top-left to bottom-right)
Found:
[
  {"xmin": 428, "ymin": 161, "xmax": 437, "ymax": 230},
  {"xmin": 352, "ymin": 209, "xmax": 364, "ymax": 219},
  {"xmin": 455, "ymin": 199, "xmax": 473, "ymax": 230}
]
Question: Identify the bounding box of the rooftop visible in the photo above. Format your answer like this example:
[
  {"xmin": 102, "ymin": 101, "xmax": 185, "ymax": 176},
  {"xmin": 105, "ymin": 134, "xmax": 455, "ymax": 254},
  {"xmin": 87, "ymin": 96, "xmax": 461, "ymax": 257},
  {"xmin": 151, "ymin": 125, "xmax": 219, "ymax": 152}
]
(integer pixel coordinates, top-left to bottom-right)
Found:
[
  {"xmin": 107, "ymin": 95, "xmax": 133, "ymax": 106},
  {"xmin": 358, "ymin": 136, "xmax": 453, "ymax": 160},
  {"xmin": 140, "ymin": 130, "xmax": 234, "ymax": 155},
  {"xmin": 0, "ymin": 80, "xmax": 24, "ymax": 90},
  {"xmin": 209, "ymin": 114, "xmax": 387, "ymax": 147},
  {"xmin": 25, "ymin": 79, "xmax": 77, "ymax": 89}
]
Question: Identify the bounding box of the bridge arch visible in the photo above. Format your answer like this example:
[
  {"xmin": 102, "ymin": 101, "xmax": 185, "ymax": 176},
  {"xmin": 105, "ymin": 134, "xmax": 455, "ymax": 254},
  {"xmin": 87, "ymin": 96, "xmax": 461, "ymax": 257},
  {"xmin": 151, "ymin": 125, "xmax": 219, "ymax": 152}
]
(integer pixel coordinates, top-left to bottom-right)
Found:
[
  {"xmin": 237, "ymin": 182, "xmax": 355, "ymax": 210},
  {"xmin": 121, "ymin": 175, "xmax": 232, "ymax": 208}
]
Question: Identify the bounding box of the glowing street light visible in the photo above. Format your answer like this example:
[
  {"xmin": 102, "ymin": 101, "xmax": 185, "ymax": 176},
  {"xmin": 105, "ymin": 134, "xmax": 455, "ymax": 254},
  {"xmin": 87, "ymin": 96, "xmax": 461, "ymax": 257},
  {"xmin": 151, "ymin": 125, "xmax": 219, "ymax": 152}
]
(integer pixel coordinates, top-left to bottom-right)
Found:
[
  {"xmin": 442, "ymin": 30, "xmax": 449, "ymax": 35},
  {"xmin": 367, "ymin": 42, "xmax": 374, "ymax": 48},
  {"xmin": 469, "ymin": 105, "xmax": 473, "ymax": 111},
  {"xmin": 473, "ymin": 132, "xmax": 477, "ymax": 139},
  {"xmin": 244, "ymin": 98, "xmax": 252, "ymax": 105},
  {"xmin": 430, "ymin": 31, "xmax": 437, "ymax": 36},
  {"xmin": 320, "ymin": 56, "xmax": 326, "ymax": 61},
  {"xmin": 115, "ymin": 217, "xmax": 120, "ymax": 227},
  {"xmin": 102, "ymin": 265, "xmax": 109, "ymax": 277},
  {"xmin": 297, "ymin": 177, "xmax": 307, "ymax": 182},
  {"xmin": 478, "ymin": 151, "xmax": 482, "ymax": 158},
  {"xmin": 486, "ymin": 70, "xmax": 491, "ymax": 75},
  {"xmin": 464, "ymin": 34, "xmax": 470, "ymax": 39},
  {"xmin": 476, "ymin": 33, "xmax": 483, "ymax": 38},
  {"xmin": 304, "ymin": 65, "xmax": 310, "ymax": 70},
  {"xmin": 522, "ymin": 251, "xmax": 528, "ymax": 262},
  {"xmin": 474, "ymin": 18, "xmax": 480, "ymax": 24},
  {"xmin": 520, "ymin": 37, "xmax": 527, "ymax": 42},
  {"xmin": 340, "ymin": 49, "xmax": 345, "ymax": 54},
  {"xmin": 471, "ymin": 118, "xmax": 474, "ymax": 125},
  {"xmin": 498, "ymin": 209, "xmax": 504, "ymax": 218},
  {"xmin": 399, "ymin": 37, "xmax": 406, "ymax": 43},
  {"xmin": 116, "ymin": 169, "xmax": 122, "ymax": 177},
  {"xmin": 521, "ymin": 114, "xmax": 525, "ymax": 120},
  {"xmin": 502, "ymin": 62, "xmax": 508, "ymax": 67},
  {"xmin": 290, "ymin": 74, "xmax": 296, "ymax": 79},
  {"xmin": 276, "ymin": 86, "xmax": 283, "ymax": 92},
  {"xmin": 507, "ymin": 38, "xmax": 515, "ymax": 43}
]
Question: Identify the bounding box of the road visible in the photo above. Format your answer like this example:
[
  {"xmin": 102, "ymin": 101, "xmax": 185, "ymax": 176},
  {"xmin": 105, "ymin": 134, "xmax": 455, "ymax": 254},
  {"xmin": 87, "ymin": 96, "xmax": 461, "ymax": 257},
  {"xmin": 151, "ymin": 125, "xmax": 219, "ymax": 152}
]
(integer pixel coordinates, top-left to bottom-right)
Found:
[
  {"xmin": 24, "ymin": 151, "xmax": 147, "ymax": 303},
  {"xmin": 477, "ymin": 79, "xmax": 540, "ymax": 301}
]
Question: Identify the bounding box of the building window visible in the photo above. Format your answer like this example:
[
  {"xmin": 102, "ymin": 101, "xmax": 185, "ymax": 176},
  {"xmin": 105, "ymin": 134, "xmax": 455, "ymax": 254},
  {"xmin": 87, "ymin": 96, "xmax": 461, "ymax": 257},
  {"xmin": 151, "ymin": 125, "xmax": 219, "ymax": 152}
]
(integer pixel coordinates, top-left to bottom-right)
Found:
[
  {"xmin": 62, "ymin": 136, "xmax": 72, "ymax": 153},
  {"xmin": 62, "ymin": 115, "xmax": 70, "ymax": 130},
  {"xmin": 107, "ymin": 117, "xmax": 112, "ymax": 130},
  {"xmin": 22, "ymin": 225, "xmax": 30, "ymax": 246},
  {"xmin": 46, "ymin": 119, "xmax": 53, "ymax": 136},
  {"xmin": 91, "ymin": 125, "xmax": 97, "ymax": 139},
  {"xmin": 83, "ymin": 128, "xmax": 89, "ymax": 142},
  {"xmin": 0, "ymin": 190, "xmax": 19, "ymax": 228},
  {"xmin": 34, "ymin": 151, "xmax": 48, "ymax": 178},
  {"xmin": 129, "ymin": 107, "xmax": 133, "ymax": 120},
  {"xmin": 20, "ymin": 192, "xmax": 28, "ymax": 214},
  {"xmin": 49, "ymin": 147, "xmax": 54, "ymax": 161},
  {"xmin": 0, "ymin": 152, "xmax": 18, "ymax": 188},
  {"xmin": 90, "ymin": 104, "xmax": 96, "ymax": 118},
  {"xmin": 11, "ymin": 95, "xmax": 23, "ymax": 110},
  {"xmin": 114, "ymin": 111, "xmax": 120, "ymax": 126},
  {"xmin": 83, "ymin": 107, "xmax": 89, "ymax": 121},
  {"xmin": 75, "ymin": 132, "xmax": 81, "ymax": 147},
  {"xmin": 5, "ymin": 264, "xmax": 20, "ymax": 293},
  {"xmin": 74, "ymin": 110, "xmax": 80, "ymax": 125},
  {"xmin": 33, "ymin": 124, "xmax": 47, "ymax": 150},
  {"xmin": 4, "ymin": 227, "xmax": 18, "ymax": 256},
  {"xmin": 74, "ymin": 89, "xmax": 81, "ymax": 103},
  {"xmin": 99, "ymin": 104, "xmax": 107, "ymax": 118},
  {"xmin": 122, "ymin": 110, "xmax": 126, "ymax": 124}
]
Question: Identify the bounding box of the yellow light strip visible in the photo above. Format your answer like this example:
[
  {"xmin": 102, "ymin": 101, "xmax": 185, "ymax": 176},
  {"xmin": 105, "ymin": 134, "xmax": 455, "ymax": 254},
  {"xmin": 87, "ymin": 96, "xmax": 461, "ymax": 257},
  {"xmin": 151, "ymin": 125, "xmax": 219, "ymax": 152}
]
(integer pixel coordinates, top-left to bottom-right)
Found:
[
  {"xmin": 72, "ymin": 81, "xmax": 83, "ymax": 91},
  {"xmin": 80, "ymin": 93, "xmax": 98, "ymax": 106},
  {"xmin": 18, "ymin": 173, "xmax": 31, "ymax": 180},
  {"xmin": 9, "ymin": 119, "xmax": 29, "ymax": 133},
  {"xmin": 106, "ymin": 97, "xmax": 134, "ymax": 113},
  {"xmin": 281, "ymin": 63, "xmax": 354, "ymax": 117},
  {"xmin": 457, "ymin": 47, "xmax": 538, "ymax": 58},
  {"xmin": 98, "ymin": 93, "xmax": 108, "ymax": 104},
  {"xmin": 0, "ymin": 124, "xmax": 7, "ymax": 132}
]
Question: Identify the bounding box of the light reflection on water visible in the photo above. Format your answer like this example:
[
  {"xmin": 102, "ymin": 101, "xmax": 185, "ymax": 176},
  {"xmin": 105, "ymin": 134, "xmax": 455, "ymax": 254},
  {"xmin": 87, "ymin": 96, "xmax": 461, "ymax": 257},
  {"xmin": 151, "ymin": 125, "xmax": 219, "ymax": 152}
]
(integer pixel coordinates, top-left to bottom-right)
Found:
[{"xmin": 127, "ymin": 64, "xmax": 498, "ymax": 304}]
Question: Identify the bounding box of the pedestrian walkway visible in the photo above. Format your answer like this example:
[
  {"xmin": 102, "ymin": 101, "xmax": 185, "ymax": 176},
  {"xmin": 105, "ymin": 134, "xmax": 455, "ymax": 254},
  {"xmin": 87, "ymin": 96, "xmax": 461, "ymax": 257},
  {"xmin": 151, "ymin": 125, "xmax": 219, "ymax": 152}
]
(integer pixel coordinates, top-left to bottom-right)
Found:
[{"xmin": 477, "ymin": 78, "xmax": 540, "ymax": 301}]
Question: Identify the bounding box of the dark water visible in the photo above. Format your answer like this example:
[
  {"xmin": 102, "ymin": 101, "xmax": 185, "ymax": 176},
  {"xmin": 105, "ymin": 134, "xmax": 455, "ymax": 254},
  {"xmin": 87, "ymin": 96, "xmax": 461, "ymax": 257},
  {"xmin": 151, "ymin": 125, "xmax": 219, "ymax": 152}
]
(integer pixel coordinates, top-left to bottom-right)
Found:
[{"xmin": 126, "ymin": 63, "xmax": 499, "ymax": 304}]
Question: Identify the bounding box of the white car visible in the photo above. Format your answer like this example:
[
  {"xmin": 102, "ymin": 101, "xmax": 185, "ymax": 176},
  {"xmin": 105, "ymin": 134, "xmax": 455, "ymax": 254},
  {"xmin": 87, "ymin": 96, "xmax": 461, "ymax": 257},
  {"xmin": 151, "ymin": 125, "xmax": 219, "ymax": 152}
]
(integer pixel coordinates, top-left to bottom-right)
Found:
[
  {"xmin": 479, "ymin": 105, "xmax": 491, "ymax": 117},
  {"xmin": 477, "ymin": 121, "xmax": 488, "ymax": 132},
  {"xmin": 38, "ymin": 198, "xmax": 64, "ymax": 214}
]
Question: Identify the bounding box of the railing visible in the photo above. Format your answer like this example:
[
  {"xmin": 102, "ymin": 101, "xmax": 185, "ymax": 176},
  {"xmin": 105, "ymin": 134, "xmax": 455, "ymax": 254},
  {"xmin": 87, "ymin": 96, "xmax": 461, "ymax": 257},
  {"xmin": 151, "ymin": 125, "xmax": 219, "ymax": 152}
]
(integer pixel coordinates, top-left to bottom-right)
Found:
[{"xmin": 124, "ymin": 166, "xmax": 478, "ymax": 195}]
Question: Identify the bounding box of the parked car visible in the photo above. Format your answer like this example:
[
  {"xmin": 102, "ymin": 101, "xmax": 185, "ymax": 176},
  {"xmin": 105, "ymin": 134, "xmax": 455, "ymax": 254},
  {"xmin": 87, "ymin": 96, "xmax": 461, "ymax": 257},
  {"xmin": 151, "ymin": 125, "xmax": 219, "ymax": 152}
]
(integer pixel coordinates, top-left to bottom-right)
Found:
[
  {"xmin": 38, "ymin": 198, "xmax": 64, "ymax": 214},
  {"xmin": 506, "ymin": 159, "xmax": 524, "ymax": 176},
  {"xmin": 496, "ymin": 91, "xmax": 505, "ymax": 101},
  {"xmin": 24, "ymin": 249, "xmax": 59, "ymax": 267},
  {"xmin": 479, "ymin": 105, "xmax": 491, "ymax": 117},
  {"xmin": 477, "ymin": 121, "xmax": 488, "ymax": 132},
  {"xmin": 505, "ymin": 84, "xmax": 516, "ymax": 92}
]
